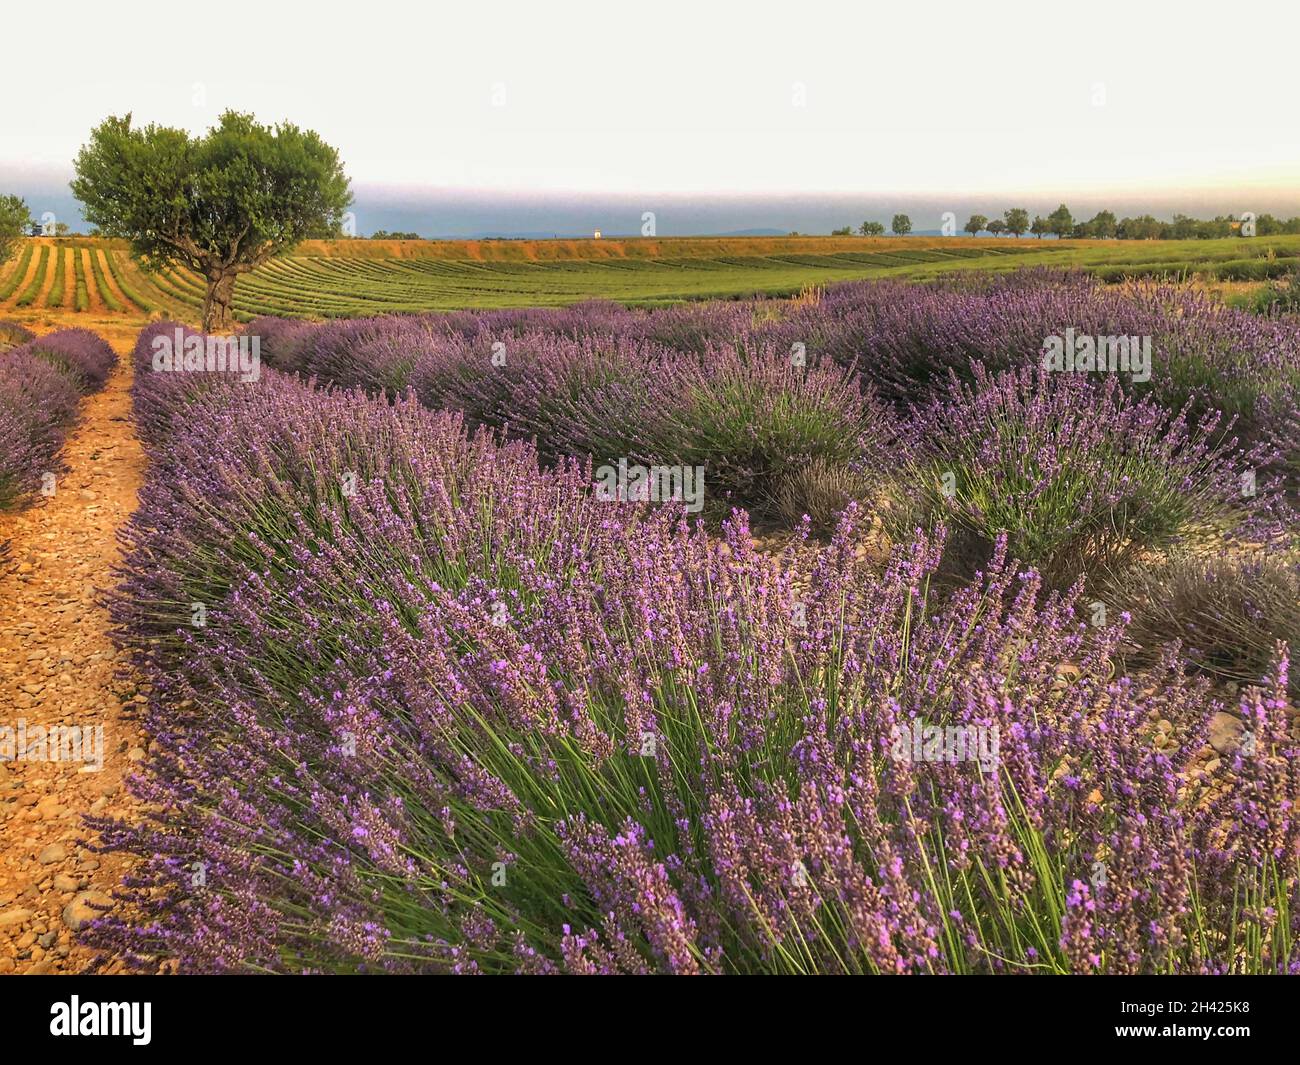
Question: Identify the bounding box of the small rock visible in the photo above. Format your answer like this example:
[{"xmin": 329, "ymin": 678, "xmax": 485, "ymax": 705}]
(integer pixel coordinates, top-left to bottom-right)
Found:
[
  {"xmin": 37, "ymin": 843, "xmax": 67, "ymax": 865},
  {"xmin": 1209, "ymin": 711, "xmax": 1244, "ymax": 756},
  {"xmin": 62, "ymin": 890, "xmax": 114, "ymax": 931},
  {"xmin": 0, "ymin": 907, "xmax": 33, "ymax": 929}
]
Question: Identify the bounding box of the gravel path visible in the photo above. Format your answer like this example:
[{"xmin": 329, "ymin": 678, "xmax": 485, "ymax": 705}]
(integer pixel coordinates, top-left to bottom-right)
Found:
[{"xmin": 0, "ymin": 346, "xmax": 143, "ymax": 974}]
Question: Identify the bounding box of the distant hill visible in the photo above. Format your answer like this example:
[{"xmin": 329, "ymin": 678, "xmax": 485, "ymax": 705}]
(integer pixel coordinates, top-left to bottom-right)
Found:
[{"xmin": 416, "ymin": 227, "xmax": 792, "ymax": 240}]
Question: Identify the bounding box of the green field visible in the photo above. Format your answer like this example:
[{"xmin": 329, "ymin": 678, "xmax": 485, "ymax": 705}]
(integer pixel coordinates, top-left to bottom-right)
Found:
[{"xmin": 5, "ymin": 234, "xmax": 1300, "ymax": 322}]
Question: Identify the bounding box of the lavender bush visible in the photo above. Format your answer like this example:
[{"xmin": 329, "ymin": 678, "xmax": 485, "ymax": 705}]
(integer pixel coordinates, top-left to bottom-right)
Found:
[
  {"xmin": 130, "ymin": 321, "xmax": 246, "ymax": 446},
  {"xmin": 259, "ymin": 315, "xmax": 890, "ymax": 521},
  {"xmin": 0, "ymin": 319, "xmax": 36, "ymax": 350},
  {"xmin": 19, "ymin": 327, "xmax": 118, "ymax": 392},
  {"xmin": 887, "ymin": 365, "xmax": 1286, "ymax": 588},
  {"xmin": 1120, "ymin": 551, "xmax": 1300, "ymax": 696},
  {"xmin": 0, "ymin": 329, "xmax": 114, "ymax": 508}
]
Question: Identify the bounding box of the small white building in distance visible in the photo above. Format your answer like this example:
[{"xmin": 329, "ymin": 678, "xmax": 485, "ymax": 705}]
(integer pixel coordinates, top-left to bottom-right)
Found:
[{"xmin": 593, "ymin": 229, "xmax": 602, "ymax": 239}]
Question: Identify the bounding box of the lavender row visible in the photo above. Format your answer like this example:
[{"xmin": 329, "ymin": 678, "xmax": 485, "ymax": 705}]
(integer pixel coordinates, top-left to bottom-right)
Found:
[
  {"xmin": 87, "ymin": 337, "xmax": 1300, "ymax": 973},
  {"xmin": 248, "ymin": 271, "xmax": 1295, "ymax": 584},
  {"xmin": 0, "ymin": 327, "xmax": 117, "ymax": 509}
]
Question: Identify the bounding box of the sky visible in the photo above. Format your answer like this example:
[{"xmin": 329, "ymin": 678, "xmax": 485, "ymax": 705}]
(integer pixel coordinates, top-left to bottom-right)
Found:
[{"xmin": 3, "ymin": 0, "xmax": 1298, "ymax": 235}]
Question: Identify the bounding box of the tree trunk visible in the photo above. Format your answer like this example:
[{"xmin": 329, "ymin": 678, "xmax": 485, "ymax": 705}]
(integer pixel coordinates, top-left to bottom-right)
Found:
[{"xmin": 202, "ymin": 270, "xmax": 238, "ymax": 333}]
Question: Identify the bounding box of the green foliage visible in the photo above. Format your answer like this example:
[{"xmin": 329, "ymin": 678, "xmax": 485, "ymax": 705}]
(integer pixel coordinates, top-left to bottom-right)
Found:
[
  {"xmin": 72, "ymin": 111, "xmax": 352, "ymax": 273},
  {"xmin": 87, "ymin": 249, "xmax": 123, "ymax": 312},
  {"xmin": 1083, "ymin": 210, "xmax": 1117, "ymax": 239},
  {"xmin": 16, "ymin": 245, "xmax": 50, "ymax": 307},
  {"xmin": 47, "ymin": 247, "xmax": 67, "ymax": 308},
  {"xmin": 1047, "ymin": 204, "xmax": 1074, "ymax": 240},
  {"xmin": 964, "ymin": 214, "xmax": 987, "ymax": 237},
  {"xmin": 103, "ymin": 250, "xmax": 152, "ymax": 312},
  {"xmin": 0, "ymin": 194, "xmax": 32, "ymax": 266},
  {"xmin": 0, "ymin": 242, "xmax": 34, "ymax": 301},
  {"xmin": 73, "ymin": 247, "xmax": 90, "ymax": 312},
  {"xmin": 1004, "ymin": 208, "xmax": 1029, "ymax": 236},
  {"xmin": 891, "ymin": 213, "xmax": 912, "ymax": 236}
]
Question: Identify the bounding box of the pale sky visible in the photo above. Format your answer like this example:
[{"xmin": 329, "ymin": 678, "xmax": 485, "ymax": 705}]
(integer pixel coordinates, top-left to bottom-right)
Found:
[{"xmin": 3, "ymin": 0, "xmax": 1298, "ymax": 200}]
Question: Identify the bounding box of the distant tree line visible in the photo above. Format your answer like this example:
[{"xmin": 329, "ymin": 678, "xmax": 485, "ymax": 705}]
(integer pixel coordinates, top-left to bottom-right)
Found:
[
  {"xmin": 835, "ymin": 206, "xmax": 1300, "ymax": 240},
  {"xmin": 833, "ymin": 216, "xmax": 910, "ymax": 237},
  {"xmin": 369, "ymin": 230, "xmax": 422, "ymax": 240},
  {"xmin": 963, "ymin": 206, "xmax": 1300, "ymax": 240}
]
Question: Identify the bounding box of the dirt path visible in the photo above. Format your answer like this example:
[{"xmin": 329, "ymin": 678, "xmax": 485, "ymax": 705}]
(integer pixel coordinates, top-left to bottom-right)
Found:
[{"xmin": 0, "ymin": 346, "xmax": 143, "ymax": 975}]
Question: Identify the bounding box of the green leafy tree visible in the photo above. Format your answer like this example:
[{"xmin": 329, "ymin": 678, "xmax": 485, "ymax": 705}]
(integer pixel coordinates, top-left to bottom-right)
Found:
[
  {"xmin": 891, "ymin": 213, "xmax": 912, "ymax": 236},
  {"xmin": 859, "ymin": 221, "xmax": 885, "ymax": 236},
  {"xmin": 987, "ymin": 217, "xmax": 1006, "ymax": 236},
  {"xmin": 1085, "ymin": 210, "xmax": 1117, "ymax": 239},
  {"xmin": 1047, "ymin": 204, "xmax": 1074, "ymax": 240},
  {"xmin": 0, "ymin": 194, "xmax": 31, "ymax": 268},
  {"xmin": 831, "ymin": 225, "xmax": 854, "ymax": 236},
  {"xmin": 1117, "ymin": 214, "xmax": 1164, "ymax": 240},
  {"xmin": 963, "ymin": 214, "xmax": 987, "ymax": 237},
  {"xmin": 1030, "ymin": 215, "xmax": 1048, "ymax": 238},
  {"xmin": 1199, "ymin": 216, "xmax": 1233, "ymax": 239},
  {"xmin": 1170, "ymin": 214, "xmax": 1199, "ymax": 240},
  {"xmin": 71, "ymin": 111, "xmax": 352, "ymax": 331},
  {"xmin": 1255, "ymin": 213, "xmax": 1282, "ymax": 236},
  {"xmin": 1004, "ymin": 208, "xmax": 1029, "ymax": 237}
]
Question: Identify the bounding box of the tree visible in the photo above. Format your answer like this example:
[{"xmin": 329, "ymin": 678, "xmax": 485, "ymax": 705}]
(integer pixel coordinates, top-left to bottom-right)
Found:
[
  {"xmin": 891, "ymin": 213, "xmax": 912, "ymax": 236},
  {"xmin": 0, "ymin": 194, "xmax": 31, "ymax": 268},
  {"xmin": 859, "ymin": 221, "xmax": 885, "ymax": 236},
  {"xmin": 831, "ymin": 225, "xmax": 854, "ymax": 236},
  {"xmin": 1004, "ymin": 208, "xmax": 1029, "ymax": 237},
  {"xmin": 1030, "ymin": 215, "xmax": 1048, "ymax": 238},
  {"xmin": 1255, "ymin": 213, "xmax": 1282, "ymax": 236},
  {"xmin": 987, "ymin": 217, "xmax": 1006, "ymax": 237},
  {"xmin": 1170, "ymin": 214, "xmax": 1199, "ymax": 240},
  {"xmin": 963, "ymin": 214, "xmax": 987, "ymax": 238},
  {"xmin": 1085, "ymin": 210, "xmax": 1117, "ymax": 239},
  {"xmin": 71, "ymin": 111, "xmax": 352, "ymax": 331},
  {"xmin": 1047, "ymin": 204, "xmax": 1074, "ymax": 240},
  {"xmin": 1117, "ymin": 214, "xmax": 1163, "ymax": 240}
]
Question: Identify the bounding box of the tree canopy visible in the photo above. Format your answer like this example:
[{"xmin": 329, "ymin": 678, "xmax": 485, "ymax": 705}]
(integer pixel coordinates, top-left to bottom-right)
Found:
[{"xmin": 0, "ymin": 194, "xmax": 31, "ymax": 267}]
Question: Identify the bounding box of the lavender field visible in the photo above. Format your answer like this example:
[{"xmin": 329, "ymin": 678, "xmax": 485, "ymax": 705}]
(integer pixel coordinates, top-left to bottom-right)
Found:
[{"xmin": 71, "ymin": 271, "xmax": 1300, "ymax": 974}]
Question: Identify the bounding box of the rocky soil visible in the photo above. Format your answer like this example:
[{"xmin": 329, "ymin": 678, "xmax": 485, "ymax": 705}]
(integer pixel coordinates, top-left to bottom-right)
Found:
[{"xmin": 0, "ymin": 342, "xmax": 144, "ymax": 975}]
